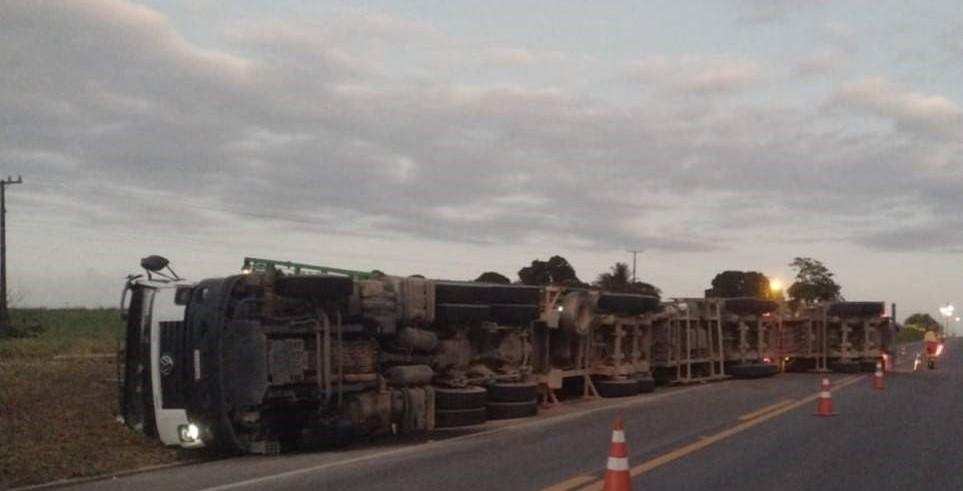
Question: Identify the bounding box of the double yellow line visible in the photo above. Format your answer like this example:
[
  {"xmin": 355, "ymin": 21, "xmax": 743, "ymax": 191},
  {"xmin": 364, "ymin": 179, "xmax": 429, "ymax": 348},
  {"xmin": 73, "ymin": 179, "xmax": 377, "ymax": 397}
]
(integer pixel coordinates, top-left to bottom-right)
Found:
[{"xmin": 544, "ymin": 375, "xmax": 866, "ymax": 491}]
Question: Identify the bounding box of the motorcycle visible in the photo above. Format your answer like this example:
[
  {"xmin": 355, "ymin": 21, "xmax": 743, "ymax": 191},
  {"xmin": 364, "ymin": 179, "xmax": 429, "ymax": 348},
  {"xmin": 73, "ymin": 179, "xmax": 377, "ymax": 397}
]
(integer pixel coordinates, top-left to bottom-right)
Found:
[{"xmin": 914, "ymin": 341, "xmax": 944, "ymax": 371}]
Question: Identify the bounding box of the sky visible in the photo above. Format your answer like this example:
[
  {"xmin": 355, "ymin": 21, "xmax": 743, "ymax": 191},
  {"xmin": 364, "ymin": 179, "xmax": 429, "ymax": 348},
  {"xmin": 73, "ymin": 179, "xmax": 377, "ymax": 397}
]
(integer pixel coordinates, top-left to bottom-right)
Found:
[{"xmin": 2, "ymin": 0, "xmax": 962, "ymax": 326}]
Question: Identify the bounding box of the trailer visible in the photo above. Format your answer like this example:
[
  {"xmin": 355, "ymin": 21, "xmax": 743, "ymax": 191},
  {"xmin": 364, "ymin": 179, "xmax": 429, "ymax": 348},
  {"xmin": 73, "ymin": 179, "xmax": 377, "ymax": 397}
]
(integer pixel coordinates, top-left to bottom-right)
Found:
[
  {"xmin": 781, "ymin": 301, "xmax": 894, "ymax": 373},
  {"xmin": 650, "ymin": 299, "xmax": 727, "ymax": 384}
]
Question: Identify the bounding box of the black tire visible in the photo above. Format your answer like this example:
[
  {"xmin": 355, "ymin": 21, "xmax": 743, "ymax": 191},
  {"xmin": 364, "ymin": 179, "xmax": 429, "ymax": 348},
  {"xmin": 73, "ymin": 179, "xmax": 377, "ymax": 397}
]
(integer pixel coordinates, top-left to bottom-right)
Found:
[
  {"xmin": 727, "ymin": 364, "xmax": 779, "ymax": 379},
  {"xmin": 435, "ymin": 303, "xmax": 491, "ymax": 323},
  {"xmin": 637, "ymin": 376, "xmax": 656, "ymax": 394},
  {"xmin": 487, "ymin": 400, "xmax": 538, "ymax": 420},
  {"xmin": 487, "ymin": 382, "xmax": 539, "ymax": 403},
  {"xmin": 828, "ymin": 302, "xmax": 885, "ymax": 317},
  {"xmin": 596, "ymin": 293, "xmax": 660, "ymax": 315},
  {"xmin": 436, "ymin": 407, "xmax": 487, "ymax": 428},
  {"xmin": 489, "ymin": 285, "xmax": 541, "ymax": 305},
  {"xmin": 275, "ymin": 275, "xmax": 354, "ymax": 300},
  {"xmin": 490, "ymin": 304, "xmax": 540, "ymax": 324},
  {"xmin": 434, "ymin": 386, "xmax": 487, "ymax": 410},
  {"xmin": 594, "ymin": 379, "xmax": 641, "ymax": 398},
  {"xmin": 928, "ymin": 360, "xmax": 935, "ymax": 370},
  {"xmin": 435, "ymin": 283, "xmax": 491, "ymax": 305}
]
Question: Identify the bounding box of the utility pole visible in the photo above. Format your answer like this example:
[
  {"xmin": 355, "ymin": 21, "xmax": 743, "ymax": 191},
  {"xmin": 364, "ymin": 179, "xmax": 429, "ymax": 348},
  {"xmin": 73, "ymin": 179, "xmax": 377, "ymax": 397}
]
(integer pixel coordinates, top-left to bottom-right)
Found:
[
  {"xmin": 627, "ymin": 249, "xmax": 642, "ymax": 283},
  {"xmin": 0, "ymin": 176, "xmax": 22, "ymax": 335}
]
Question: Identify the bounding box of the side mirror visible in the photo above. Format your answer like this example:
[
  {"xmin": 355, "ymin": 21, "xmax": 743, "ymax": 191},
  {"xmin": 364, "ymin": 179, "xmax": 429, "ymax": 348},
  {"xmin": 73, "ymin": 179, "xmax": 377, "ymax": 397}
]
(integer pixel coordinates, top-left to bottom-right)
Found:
[{"xmin": 141, "ymin": 255, "xmax": 170, "ymax": 272}]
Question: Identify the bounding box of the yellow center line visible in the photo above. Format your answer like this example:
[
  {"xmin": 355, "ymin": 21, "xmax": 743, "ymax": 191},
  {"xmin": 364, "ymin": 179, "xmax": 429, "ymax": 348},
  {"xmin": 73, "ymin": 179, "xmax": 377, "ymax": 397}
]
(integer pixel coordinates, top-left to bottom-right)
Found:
[
  {"xmin": 556, "ymin": 375, "xmax": 866, "ymax": 491},
  {"xmin": 737, "ymin": 398, "xmax": 795, "ymax": 421}
]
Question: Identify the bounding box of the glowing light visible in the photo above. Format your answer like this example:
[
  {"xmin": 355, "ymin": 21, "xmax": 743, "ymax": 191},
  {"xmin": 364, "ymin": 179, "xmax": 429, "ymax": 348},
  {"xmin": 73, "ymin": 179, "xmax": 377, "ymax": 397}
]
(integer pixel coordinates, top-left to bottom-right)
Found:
[{"xmin": 769, "ymin": 279, "xmax": 783, "ymax": 292}]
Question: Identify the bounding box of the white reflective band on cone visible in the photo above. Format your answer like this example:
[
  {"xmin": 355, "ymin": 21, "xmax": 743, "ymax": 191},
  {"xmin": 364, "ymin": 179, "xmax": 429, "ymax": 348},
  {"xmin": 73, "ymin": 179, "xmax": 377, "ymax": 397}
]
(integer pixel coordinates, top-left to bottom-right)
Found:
[
  {"xmin": 820, "ymin": 391, "xmax": 831, "ymax": 398},
  {"xmin": 611, "ymin": 430, "xmax": 625, "ymax": 443},
  {"xmin": 607, "ymin": 457, "xmax": 629, "ymax": 471}
]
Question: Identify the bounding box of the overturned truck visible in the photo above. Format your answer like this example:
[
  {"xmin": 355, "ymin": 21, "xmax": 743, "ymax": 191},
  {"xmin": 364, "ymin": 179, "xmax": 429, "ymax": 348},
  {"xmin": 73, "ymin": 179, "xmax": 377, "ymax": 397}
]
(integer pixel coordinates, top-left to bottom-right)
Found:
[
  {"xmin": 119, "ymin": 256, "xmax": 659, "ymax": 453},
  {"xmin": 782, "ymin": 301, "xmax": 894, "ymax": 372}
]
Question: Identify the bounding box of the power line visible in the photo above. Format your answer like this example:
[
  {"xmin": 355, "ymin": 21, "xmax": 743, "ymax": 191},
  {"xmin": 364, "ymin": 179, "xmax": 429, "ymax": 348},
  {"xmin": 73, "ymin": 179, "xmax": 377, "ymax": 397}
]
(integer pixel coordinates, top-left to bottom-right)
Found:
[{"xmin": 627, "ymin": 249, "xmax": 642, "ymax": 282}]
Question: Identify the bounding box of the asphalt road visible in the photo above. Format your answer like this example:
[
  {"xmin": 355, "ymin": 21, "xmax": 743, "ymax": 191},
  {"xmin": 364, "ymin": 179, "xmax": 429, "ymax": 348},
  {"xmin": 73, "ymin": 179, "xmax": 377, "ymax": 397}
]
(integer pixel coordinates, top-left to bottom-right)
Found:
[{"xmin": 64, "ymin": 340, "xmax": 961, "ymax": 491}]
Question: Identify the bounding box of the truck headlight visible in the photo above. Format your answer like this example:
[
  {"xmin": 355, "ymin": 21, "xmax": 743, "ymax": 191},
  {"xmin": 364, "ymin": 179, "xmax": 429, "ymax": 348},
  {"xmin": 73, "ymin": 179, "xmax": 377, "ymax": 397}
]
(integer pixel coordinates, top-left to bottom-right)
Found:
[{"xmin": 178, "ymin": 423, "xmax": 201, "ymax": 443}]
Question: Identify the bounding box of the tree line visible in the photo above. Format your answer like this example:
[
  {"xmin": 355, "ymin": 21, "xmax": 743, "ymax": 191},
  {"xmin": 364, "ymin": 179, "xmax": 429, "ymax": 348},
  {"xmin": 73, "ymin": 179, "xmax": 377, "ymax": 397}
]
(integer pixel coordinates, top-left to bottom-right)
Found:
[{"xmin": 473, "ymin": 255, "xmax": 842, "ymax": 306}]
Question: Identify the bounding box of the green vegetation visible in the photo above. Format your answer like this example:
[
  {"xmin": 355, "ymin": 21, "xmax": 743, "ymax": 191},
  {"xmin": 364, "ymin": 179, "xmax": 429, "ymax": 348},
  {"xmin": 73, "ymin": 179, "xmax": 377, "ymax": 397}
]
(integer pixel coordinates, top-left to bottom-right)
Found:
[
  {"xmin": 787, "ymin": 257, "xmax": 843, "ymax": 305},
  {"xmin": 706, "ymin": 270, "xmax": 772, "ymax": 299},
  {"xmin": 518, "ymin": 255, "xmax": 585, "ymax": 286},
  {"xmin": 594, "ymin": 262, "xmax": 661, "ymax": 296},
  {"xmin": 0, "ymin": 308, "xmax": 124, "ymax": 359},
  {"xmin": 0, "ymin": 309, "xmax": 178, "ymax": 489},
  {"xmin": 897, "ymin": 325, "xmax": 925, "ymax": 343}
]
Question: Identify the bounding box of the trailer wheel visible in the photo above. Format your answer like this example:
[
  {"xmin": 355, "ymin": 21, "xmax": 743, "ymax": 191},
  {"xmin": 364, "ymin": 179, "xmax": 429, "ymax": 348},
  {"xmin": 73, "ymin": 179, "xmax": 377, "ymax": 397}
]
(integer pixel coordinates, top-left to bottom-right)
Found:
[
  {"xmin": 487, "ymin": 400, "xmax": 538, "ymax": 420},
  {"xmin": 436, "ymin": 407, "xmax": 487, "ymax": 428},
  {"xmin": 487, "ymin": 382, "xmax": 539, "ymax": 403},
  {"xmin": 489, "ymin": 285, "xmax": 541, "ymax": 305},
  {"xmin": 490, "ymin": 304, "xmax": 541, "ymax": 324},
  {"xmin": 433, "ymin": 386, "xmax": 487, "ymax": 410},
  {"xmin": 637, "ymin": 376, "xmax": 656, "ymax": 394},
  {"xmin": 595, "ymin": 379, "xmax": 641, "ymax": 398}
]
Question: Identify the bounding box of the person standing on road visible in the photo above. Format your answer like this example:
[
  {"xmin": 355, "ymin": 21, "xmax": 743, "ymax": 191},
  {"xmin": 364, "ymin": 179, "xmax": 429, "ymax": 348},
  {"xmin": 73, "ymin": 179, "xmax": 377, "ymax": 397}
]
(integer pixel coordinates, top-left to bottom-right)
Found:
[{"xmin": 924, "ymin": 328, "xmax": 940, "ymax": 356}]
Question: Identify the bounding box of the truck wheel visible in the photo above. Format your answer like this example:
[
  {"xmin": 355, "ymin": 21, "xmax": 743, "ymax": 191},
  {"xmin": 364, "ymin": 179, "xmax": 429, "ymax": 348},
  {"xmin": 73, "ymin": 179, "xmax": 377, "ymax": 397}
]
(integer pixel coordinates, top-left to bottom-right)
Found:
[
  {"xmin": 490, "ymin": 304, "xmax": 540, "ymax": 324},
  {"xmin": 487, "ymin": 382, "xmax": 538, "ymax": 403},
  {"xmin": 436, "ymin": 407, "xmax": 487, "ymax": 428},
  {"xmin": 434, "ymin": 386, "xmax": 487, "ymax": 410},
  {"xmin": 489, "ymin": 285, "xmax": 541, "ymax": 305},
  {"xmin": 595, "ymin": 379, "xmax": 641, "ymax": 398},
  {"xmin": 487, "ymin": 400, "xmax": 538, "ymax": 420},
  {"xmin": 637, "ymin": 377, "xmax": 656, "ymax": 394},
  {"xmin": 596, "ymin": 293, "xmax": 660, "ymax": 315}
]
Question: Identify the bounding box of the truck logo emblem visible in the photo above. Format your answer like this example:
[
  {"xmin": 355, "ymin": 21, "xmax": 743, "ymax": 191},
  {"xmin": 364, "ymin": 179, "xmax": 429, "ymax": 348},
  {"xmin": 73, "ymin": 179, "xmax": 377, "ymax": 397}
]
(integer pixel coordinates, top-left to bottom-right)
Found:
[{"xmin": 159, "ymin": 354, "xmax": 174, "ymax": 376}]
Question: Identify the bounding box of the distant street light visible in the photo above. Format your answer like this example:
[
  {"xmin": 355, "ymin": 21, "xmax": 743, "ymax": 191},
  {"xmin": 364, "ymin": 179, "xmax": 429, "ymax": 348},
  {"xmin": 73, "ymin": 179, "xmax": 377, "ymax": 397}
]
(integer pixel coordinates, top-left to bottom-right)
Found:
[{"xmin": 939, "ymin": 303, "xmax": 955, "ymax": 336}]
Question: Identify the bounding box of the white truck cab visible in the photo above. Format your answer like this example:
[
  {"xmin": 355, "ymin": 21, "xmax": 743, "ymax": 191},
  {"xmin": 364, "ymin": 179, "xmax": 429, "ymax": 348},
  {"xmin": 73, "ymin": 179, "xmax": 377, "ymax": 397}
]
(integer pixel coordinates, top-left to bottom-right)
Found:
[{"xmin": 120, "ymin": 274, "xmax": 204, "ymax": 448}]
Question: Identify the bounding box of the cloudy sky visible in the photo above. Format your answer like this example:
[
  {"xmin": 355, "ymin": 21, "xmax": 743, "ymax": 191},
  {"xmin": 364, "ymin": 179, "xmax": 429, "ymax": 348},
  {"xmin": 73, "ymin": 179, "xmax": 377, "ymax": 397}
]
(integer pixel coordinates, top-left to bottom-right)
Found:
[{"xmin": 3, "ymin": 0, "xmax": 962, "ymax": 323}]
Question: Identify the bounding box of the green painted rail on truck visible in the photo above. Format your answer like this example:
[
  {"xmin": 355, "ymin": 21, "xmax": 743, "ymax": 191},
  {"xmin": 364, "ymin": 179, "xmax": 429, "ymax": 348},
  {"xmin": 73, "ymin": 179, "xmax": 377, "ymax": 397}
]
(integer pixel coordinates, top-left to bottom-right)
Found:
[{"xmin": 242, "ymin": 257, "xmax": 379, "ymax": 279}]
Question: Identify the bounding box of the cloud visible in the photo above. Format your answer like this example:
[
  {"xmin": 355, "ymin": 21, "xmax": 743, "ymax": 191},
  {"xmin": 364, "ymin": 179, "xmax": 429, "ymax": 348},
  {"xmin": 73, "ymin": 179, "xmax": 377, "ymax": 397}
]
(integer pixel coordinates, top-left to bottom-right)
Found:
[
  {"xmin": 831, "ymin": 77, "xmax": 963, "ymax": 135},
  {"xmin": 626, "ymin": 56, "xmax": 761, "ymax": 94},
  {"xmin": 795, "ymin": 50, "xmax": 841, "ymax": 76},
  {"xmin": 4, "ymin": 0, "xmax": 963, "ymax": 302}
]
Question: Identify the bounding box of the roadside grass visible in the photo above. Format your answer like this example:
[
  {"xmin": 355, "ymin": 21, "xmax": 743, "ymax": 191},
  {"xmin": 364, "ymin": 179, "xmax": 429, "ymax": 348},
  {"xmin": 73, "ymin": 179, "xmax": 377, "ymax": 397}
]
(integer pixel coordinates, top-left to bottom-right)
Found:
[{"xmin": 1, "ymin": 309, "xmax": 179, "ymax": 489}]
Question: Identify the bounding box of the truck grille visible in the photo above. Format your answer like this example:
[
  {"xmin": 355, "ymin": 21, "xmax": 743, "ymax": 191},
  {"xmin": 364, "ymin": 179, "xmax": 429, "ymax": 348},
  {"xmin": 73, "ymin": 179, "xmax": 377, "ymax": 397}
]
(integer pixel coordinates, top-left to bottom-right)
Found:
[{"xmin": 159, "ymin": 320, "xmax": 188, "ymax": 409}]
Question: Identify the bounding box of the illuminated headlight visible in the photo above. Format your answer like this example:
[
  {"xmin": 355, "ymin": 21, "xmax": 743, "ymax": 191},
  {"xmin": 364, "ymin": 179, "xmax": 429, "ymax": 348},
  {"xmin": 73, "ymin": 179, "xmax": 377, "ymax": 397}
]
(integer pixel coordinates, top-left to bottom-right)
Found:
[
  {"xmin": 178, "ymin": 423, "xmax": 201, "ymax": 443},
  {"xmin": 556, "ymin": 306, "xmax": 564, "ymax": 312}
]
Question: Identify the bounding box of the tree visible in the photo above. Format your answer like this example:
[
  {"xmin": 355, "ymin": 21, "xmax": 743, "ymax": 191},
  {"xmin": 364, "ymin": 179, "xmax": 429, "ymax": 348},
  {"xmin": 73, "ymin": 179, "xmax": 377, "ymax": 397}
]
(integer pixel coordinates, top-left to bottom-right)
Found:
[
  {"xmin": 904, "ymin": 313, "xmax": 940, "ymax": 331},
  {"xmin": 705, "ymin": 271, "xmax": 772, "ymax": 299},
  {"xmin": 518, "ymin": 255, "xmax": 583, "ymax": 286},
  {"xmin": 594, "ymin": 262, "xmax": 661, "ymax": 296},
  {"xmin": 474, "ymin": 271, "xmax": 511, "ymax": 284},
  {"xmin": 786, "ymin": 257, "xmax": 842, "ymax": 305}
]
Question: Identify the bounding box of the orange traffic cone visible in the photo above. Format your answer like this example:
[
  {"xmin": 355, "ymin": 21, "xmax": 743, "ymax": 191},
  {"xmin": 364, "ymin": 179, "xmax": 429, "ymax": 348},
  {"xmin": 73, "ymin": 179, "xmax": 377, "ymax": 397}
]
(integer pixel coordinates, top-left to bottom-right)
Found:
[
  {"xmin": 873, "ymin": 362, "xmax": 885, "ymax": 390},
  {"xmin": 814, "ymin": 378, "xmax": 837, "ymax": 417},
  {"xmin": 602, "ymin": 416, "xmax": 632, "ymax": 491}
]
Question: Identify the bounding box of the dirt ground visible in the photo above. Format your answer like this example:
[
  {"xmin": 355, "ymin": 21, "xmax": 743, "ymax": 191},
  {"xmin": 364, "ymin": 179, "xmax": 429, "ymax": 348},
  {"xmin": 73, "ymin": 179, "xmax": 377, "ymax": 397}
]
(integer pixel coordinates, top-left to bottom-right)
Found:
[{"xmin": 0, "ymin": 310, "xmax": 181, "ymax": 489}]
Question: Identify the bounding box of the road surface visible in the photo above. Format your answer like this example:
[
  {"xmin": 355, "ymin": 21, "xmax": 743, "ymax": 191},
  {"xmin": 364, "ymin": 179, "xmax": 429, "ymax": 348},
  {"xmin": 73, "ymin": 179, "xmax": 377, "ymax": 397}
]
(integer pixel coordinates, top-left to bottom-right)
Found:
[{"xmin": 64, "ymin": 340, "xmax": 961, "ymax": 491}]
